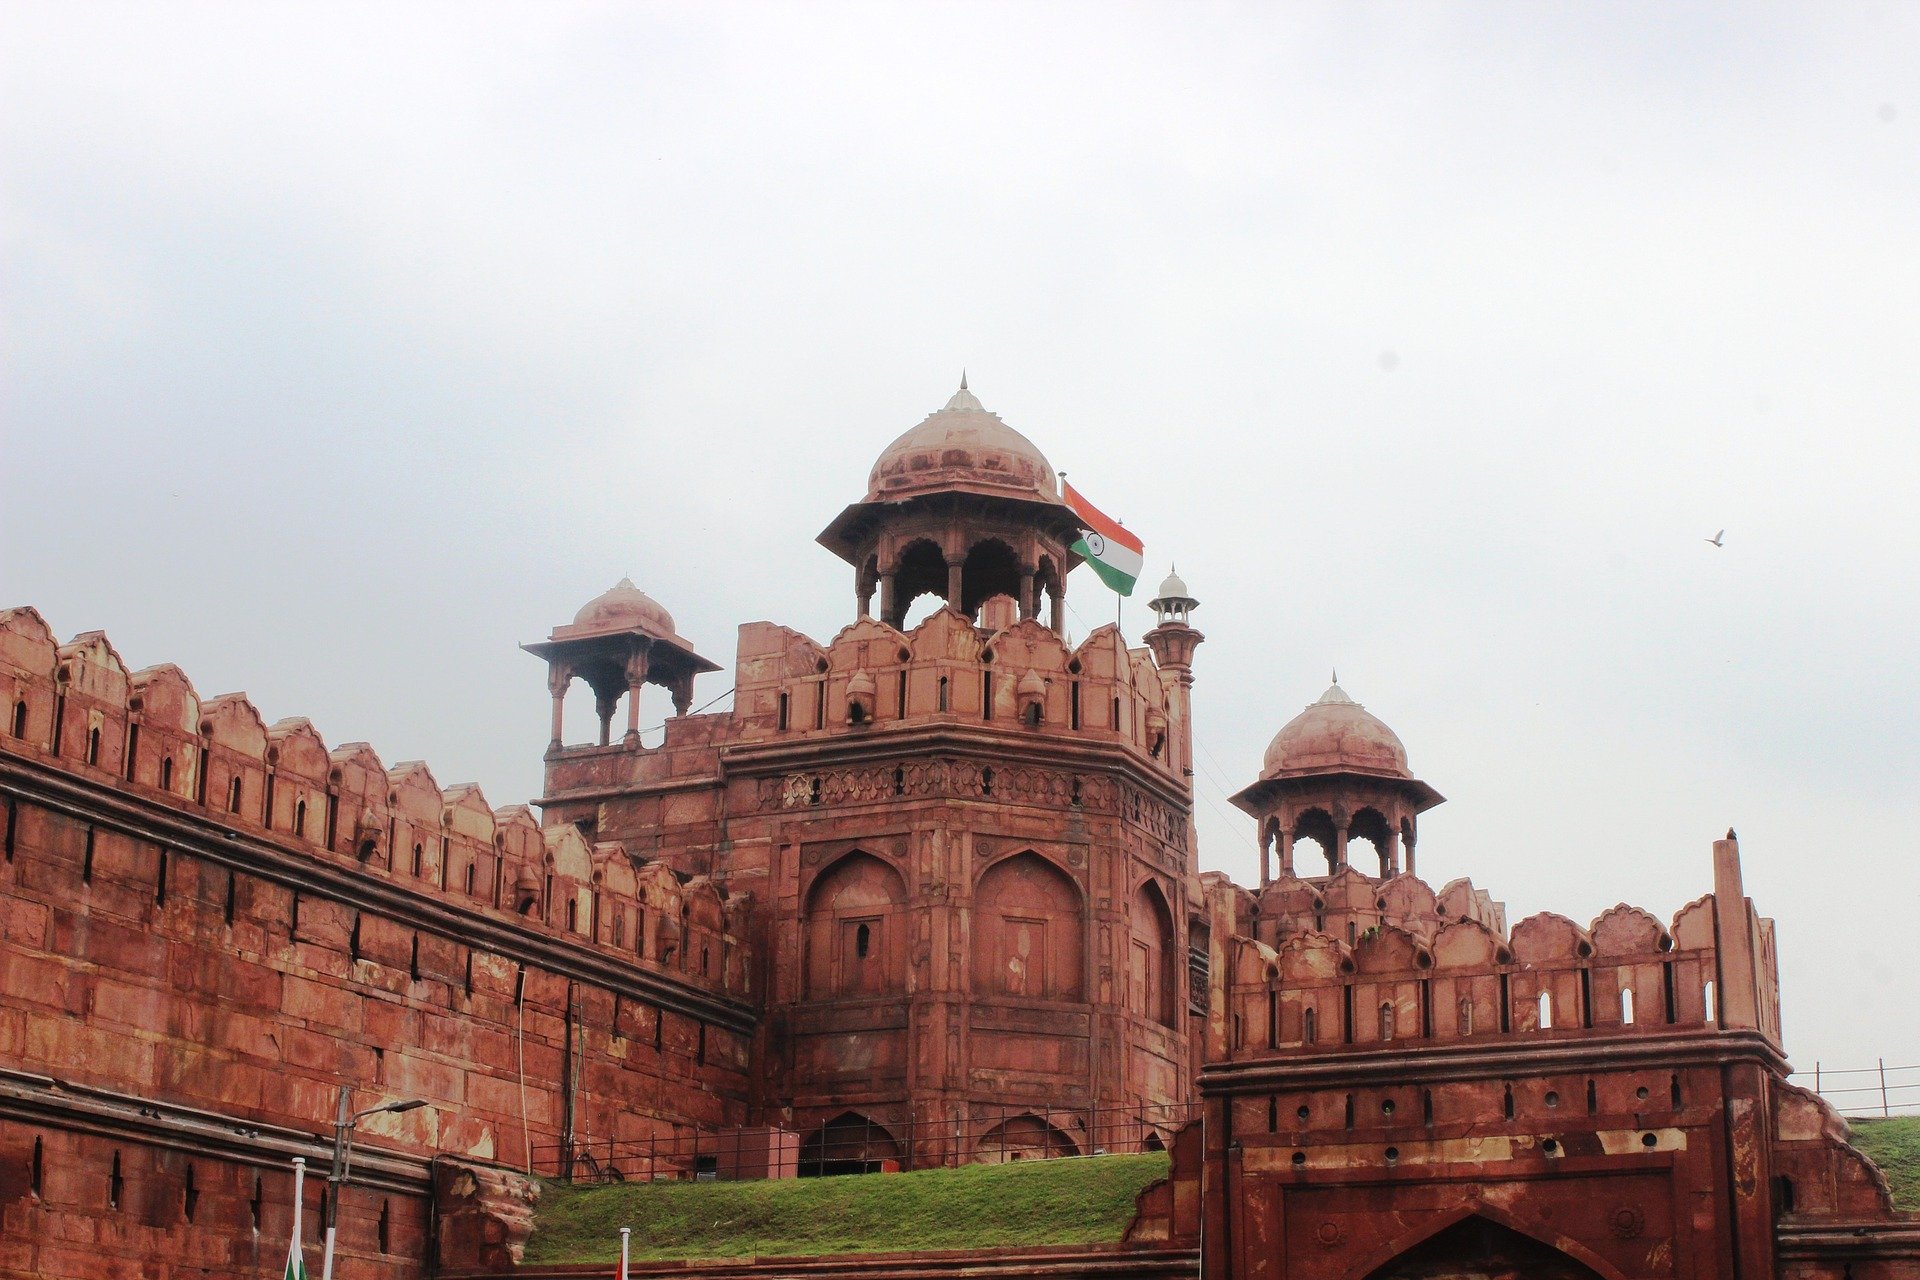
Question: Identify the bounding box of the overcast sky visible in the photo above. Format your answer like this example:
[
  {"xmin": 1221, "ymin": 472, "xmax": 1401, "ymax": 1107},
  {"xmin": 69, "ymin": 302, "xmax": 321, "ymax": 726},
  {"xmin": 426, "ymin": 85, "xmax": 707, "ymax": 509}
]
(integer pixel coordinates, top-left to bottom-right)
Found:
[{"xmin": 3, "ymin": 3, "xmax": 1915, "ymax": 1088}]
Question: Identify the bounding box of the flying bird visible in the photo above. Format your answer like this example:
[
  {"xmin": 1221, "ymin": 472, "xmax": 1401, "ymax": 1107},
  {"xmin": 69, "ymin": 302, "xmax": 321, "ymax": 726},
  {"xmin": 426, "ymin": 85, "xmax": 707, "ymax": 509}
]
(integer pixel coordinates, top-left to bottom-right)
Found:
[{"xmin": 1706, "ymin": 530, "xmax": 1725, "ymax": 547}]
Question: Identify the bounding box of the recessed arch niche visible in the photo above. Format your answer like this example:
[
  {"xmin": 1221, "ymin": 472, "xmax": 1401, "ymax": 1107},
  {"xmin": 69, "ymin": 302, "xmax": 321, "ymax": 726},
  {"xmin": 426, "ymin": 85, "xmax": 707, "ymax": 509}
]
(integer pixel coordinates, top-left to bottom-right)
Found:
[{"xmin": 972, "ymin": 852, "xmax": 1084, "ymax": 1001}]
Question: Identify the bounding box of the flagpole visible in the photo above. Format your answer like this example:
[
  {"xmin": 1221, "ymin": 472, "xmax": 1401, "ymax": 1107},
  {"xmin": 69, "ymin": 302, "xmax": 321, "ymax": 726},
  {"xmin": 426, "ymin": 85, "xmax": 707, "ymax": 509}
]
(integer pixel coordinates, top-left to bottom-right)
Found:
[
  {"xmin": 289, "ymin": 1157, "xmax": 308, "ymax": 1280},
  {"xmin": 620, "ymin": 1226, "xmax": 632, "ymax": 1280}
]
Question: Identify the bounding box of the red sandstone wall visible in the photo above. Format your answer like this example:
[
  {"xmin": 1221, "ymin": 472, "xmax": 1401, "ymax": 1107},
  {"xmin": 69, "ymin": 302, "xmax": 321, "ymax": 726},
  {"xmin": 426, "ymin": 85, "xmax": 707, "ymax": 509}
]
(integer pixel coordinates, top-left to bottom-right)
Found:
[{"xmin": 0, "ymin": 605, "xmax": 756, "ymax": 1279}]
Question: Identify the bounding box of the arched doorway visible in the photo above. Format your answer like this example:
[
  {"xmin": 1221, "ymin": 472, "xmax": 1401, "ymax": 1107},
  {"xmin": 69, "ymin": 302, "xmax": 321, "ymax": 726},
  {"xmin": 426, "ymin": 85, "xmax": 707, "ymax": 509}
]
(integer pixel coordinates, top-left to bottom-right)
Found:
[
  {"xmin": 1364, "ymin": 1215, "xmax": 1608, "ymax": 1280},
  {"xmin": 798, "ymin": 1112, "xmax": 903, "ymax": 1177},
  {"xmin": 975, "ymin": 1114, "xmax": 1079, "ymax": 1164}
]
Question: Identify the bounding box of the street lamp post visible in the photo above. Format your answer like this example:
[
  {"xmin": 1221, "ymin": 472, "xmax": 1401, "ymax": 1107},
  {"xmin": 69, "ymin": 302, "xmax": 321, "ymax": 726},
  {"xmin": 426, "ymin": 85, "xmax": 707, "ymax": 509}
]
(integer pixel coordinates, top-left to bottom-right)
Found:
[{"xmin": 321, "ymin": 1086, "xmax": 427, "ymax": 1280}]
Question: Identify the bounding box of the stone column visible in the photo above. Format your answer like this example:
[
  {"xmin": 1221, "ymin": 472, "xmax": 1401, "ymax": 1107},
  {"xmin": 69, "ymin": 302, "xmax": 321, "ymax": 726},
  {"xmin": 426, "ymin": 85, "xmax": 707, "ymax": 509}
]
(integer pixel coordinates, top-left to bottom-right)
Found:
[
  {"xmin": 1333, "ymin": 827, "xmax": 1349, "ymax": 872},
  {"xmin": 546, "ymin": 662, "xmax": 572, "ymax": 749},
  {"xmin": 879, "ymin": 573, "xmax": 897, "ymax": 627},
  {"xmin": 595, "ymin": 687, "xmax": 619, "ymax": 747},
  {"xmin": 946, "ymin": 558, "xmax": 965, "ymax": 612},
  {"xmin": 1279, "ymin": 829, "xmax": 1294, "ymax": 876},
  {"xmin": 1049, "ymin": 584, "xmax": 1065, "ymax": 635},
  {"xmin": 623, "ymin": 645, "xmax": 650, "ymax": 745},
  {"xmin": 1019, "ymin": 569, "xmax": 1037, "ymax": 621},
  {"xmin": 670, "ymin": 672, "xmax": 694, "ymax": 717}
]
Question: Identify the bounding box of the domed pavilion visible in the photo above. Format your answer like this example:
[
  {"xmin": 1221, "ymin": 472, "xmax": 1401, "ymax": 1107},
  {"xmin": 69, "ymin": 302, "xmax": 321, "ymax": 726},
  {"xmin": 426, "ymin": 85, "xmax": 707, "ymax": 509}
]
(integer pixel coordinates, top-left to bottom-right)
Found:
[
  {"xmin": 1229, "ymin": 679, "xmax": 1443, "ymax": 882},
  {"xmin": 816, "ymin": 378, "xmax": 1087, "ymax": 630}
]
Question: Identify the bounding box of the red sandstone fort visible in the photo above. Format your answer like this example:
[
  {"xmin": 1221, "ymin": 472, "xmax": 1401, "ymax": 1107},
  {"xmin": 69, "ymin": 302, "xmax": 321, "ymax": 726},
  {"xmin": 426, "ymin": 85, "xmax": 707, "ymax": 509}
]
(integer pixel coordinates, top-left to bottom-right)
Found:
[{"xmin": 0, "ymin": 382, "xmax": 1912, "ymax": 1278}]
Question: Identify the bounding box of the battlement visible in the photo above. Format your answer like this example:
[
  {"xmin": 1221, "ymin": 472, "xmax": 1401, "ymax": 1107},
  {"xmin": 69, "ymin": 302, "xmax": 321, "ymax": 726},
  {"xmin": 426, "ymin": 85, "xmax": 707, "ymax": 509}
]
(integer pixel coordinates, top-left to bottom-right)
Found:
[
  {"xmin": 731, "ymin": 609, "xmax": 1184, "ymax": 775},
  {"xmin": 1218, "ymin": 856, "xmax": 1782, "ymax": 1061},
  {"xmin": 0, "ymin": 605, "xmax": 750, "ymax": 1001}
]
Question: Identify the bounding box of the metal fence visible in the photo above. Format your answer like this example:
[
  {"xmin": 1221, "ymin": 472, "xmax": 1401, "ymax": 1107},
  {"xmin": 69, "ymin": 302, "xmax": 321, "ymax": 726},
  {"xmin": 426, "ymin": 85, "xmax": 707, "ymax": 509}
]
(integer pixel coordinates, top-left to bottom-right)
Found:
[
  {"xmin": 1789, "ymin": 1059, "xmax": 1920, "ymax": 1118},
  {"xmin": 534, "ymin": 1101, "xmax": 1200, "ymax": 1184}
]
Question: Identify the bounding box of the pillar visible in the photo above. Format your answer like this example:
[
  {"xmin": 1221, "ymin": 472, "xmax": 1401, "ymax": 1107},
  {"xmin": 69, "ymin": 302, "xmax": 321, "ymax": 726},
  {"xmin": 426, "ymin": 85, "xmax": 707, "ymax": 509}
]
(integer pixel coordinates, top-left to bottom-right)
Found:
[
  {"xmin": 1019, "ymin": 569, "xmax": 1037, "ymax": 621},
  {"xmin": 1049, "ymin": 584, "xmax": 1064, "ymax": 635},
  {"xmin": 1383, "ymin": 822, "xmax": 1401, "ymax": 876},
  {"xmin": 546, "ymin": 663, "xmax": 572, "ymax": 749},
  {"xmin": 1259, "ymin": 829, "xmax": 1271, "ymax": 887},
  {"xmin": 623, "ymin": 646, "xmax": 650, "ymax": 745},
  {"xmin": 1333, "ymin": 827, "xmax": 1348, "ymax": 872},
  {"xmin": 595, "ymin": 687, "xmax": 619, "ymax": 747},
  {"xmin": 670, "ymin": 672, "xmax": 694, "ymax": 717},
  {"xmin": 946, "ymin": 558, "xmax": 965, "ymax": 611},
  {"xmin": 858, "ymin": 586, "xmax": 872, "ymax": 619},
  {"xmin": 1280, "ymin": 829, "xmax": 1294, "ymax": 876},
  {"xmin": 879, "ymin": 572, "xmax": 897, "ymax": 627}
]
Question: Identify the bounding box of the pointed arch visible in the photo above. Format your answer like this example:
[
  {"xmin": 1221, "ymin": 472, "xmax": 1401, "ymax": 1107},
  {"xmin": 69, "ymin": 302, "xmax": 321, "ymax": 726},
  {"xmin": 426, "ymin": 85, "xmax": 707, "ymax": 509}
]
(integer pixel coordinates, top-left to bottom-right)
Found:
[
  {"xmin": 798, "ymin": 1111, "xmax": 903, "ymax": 1177},
  {"xmin": 1130, "ymin": 878, "xmax": 1178, "ymax": 1027},
  {"xmin": 1349, "ymin": 1205, "xmax": 1630, "ymax": 1280},
  {"xmin": 974, "ymin": 851, "xmax": 1084, "ymax": 1000},
  {"xmin": 975, "ymin": 1113, "xmax": 1079, "ymax": 1164},
  {"xmin": 804, "ymin": 851, "xmax": 907, "ymax": 998}
]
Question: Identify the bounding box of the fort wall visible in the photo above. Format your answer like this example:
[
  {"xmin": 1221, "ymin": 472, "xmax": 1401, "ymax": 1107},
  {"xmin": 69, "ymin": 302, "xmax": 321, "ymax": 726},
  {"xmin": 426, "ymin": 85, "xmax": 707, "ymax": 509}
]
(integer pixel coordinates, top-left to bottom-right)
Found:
[{"xmin": 0, "ymin": 607, "xmax": 753, "ymax": 1280}]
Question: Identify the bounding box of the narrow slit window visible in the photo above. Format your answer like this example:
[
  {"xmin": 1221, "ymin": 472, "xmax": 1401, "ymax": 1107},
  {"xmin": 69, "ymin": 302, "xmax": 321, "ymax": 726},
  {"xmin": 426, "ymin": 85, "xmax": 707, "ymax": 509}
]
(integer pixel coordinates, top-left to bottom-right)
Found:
[
  {"xmin": 124, "ymin": 724, "xmax": 139, "ymax": 780},
  {"xmin": 294, "ymin": 799, "xmax": 307, "ymax": 837},
  {"xmin": 1703, "ymin": 980, "xmax": 1716, "ymax": 1023},
  {"xmin": 227, "ymin": 775, "xmax": 242, "ymax": 813},
  {"xmin": 1538, "ymin": 990, "xmax": 1553, "ymax": 1029},
  {"xmin": 9, "ymin": 700, "xmax": 24, "ymax": 739},
  {"xmin": 937, "ymin": 676, "xmax": 949, "ymax": 712},
  {"xmin": 1621, "ymin": 986, "xmax": 1636, "ymax": 1025},
  {"xmin": 855, "ymin": 922, "xmax": 871, "ymax": 958},
  {"xmin": 87, "ymin": 725, "xmax": 101, "ymax": 766},
  {"xmin": 777, "ymin": 692, "xmax": 790, "ymax": 731}
]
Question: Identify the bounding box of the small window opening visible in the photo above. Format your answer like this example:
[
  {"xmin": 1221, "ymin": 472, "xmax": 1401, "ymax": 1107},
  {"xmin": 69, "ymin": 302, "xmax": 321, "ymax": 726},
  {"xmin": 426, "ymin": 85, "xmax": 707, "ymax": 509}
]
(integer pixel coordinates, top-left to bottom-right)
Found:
[
  {"xmin": 1621, "ymin": 986, "xmax": 1636, "ymax": 1025},
  {"xmin": 813, "ymin": 682, "xmax": 825, "ymax": 729},
  {"xmin": 1587, "ymin": 1079, "xmax": 1599, "ymax": 1114},
  {"xmin": 82, "ymin": 825, "xmax": 95, "ymax": 885},
  {"xmin": 378, "ymin": 1198, "xmax": 392, "ymax": 1252},
  {"xmin": 250, "ymin": 1174, "xmax": 263, "ymax": 1229},
  {"xmin": 227, "ymin": 775, "xmax": 242, "ymax": 813},
  {"xmin": 1538, "ymin": 990, "xmax": 1553, "ymax": 1029},
  {"xmin": 1070, "ymin": 777, "xmax": 1082, "ymax": 806},
  {"xmin": 1422, "ymin": 1088, "xmax": 1434, "ymax": 1126},
  {"xmin": 981, "ymin": 767, "xmax": 994, "ymax": 796},
  {"xmin": 160, "ymin": 756, "xmax": 174, "ymax": 791},
  {"xmin": 1112, "ymin": 695, "xmax": 1122, "ymax": 730},
  {"xmin": 1775, "ymin": 1174, "xmax": 1796, "ymax": 1214},
  {"xmin": 464, "ymin": 862, "xmax": 476, "ymax": 896},
  {"xmin": 892, "ymin": 765, "xmax": 905, "ymax": 796},
  {"xmin": 566, "ymin": 899, "xmax": 579, "ymax": 932},
  {"xmin": 411, "ymin": 844, "xmax": 423, "ymax": 876},
  {"xmin": 294, "ymin": 800, "xmax": 307, "ymax": 837},
  {"xmin": 108, "ymin": 1150, "xmax": 123, "ymax": 1209},
  {"xmin": 777, "ymin": 692, "xmax": 790, "ymax": 730},
  {"xmin": 349, "ymin": 913, "xmax": 362, "ymax": 962},
  {"xmin": 696, "ymin": 1023, "xmax": 707, "ymax": 1065},
  {"xmin": 897, "ymin": 671, "xmax": 907, "ymax": 718},
  {"xmin": 1070, "ymin": 681, "xmax": 1081, "ymax": 729},
  {"xmin": 808, "ymin": 775, "xmax": 822, "ymax": 805},
  {"xmin": 1343, "ymin": 1094, "xmax": 1354, "ymax": 1130},
  {"xmin": 9, "ymin": 700, "xmax": 24, "ymax": 739},
  {"xmin": 4, "ymin": 796, "xmax": 15, "ymax": 863},
  {"xmin": 1303, "ymin": 1007, "xmax": 1317, "ymax": 1044},
  {"xmin": 155, "ymin": 850, "xmax": 168, "ymax": 906},
  {"xmin": 31, "ymin": 1136, "xmax": 43, "ymax": 1197},
  {"xmin": 124, "ymin": 724, "xmax": 139, "ymax": 779},
  {"xmin": 87, "ymin": 725, "xmax": 101, "ymax": 766},
  {"xmin": 1458, "ymin": 999, "xmax": 1474, "ymax": 1036},
  {"xmin": 1024, "ymin": 703, "xmax": 1041, "ymax": 727},
  {"xmin": 409, "ymin": 935, "xmax": 420, "ymax": 981},
  {"xmin": 849, "ymin": 702, "xmax": 865, "ymax": 725},
  {"xmin": 1545, "ymin": 1090, "xmax": 1560, "ymax": 1108},
  {"xmin": 1296, "ymin": 1104, "xmax": 1310, "ymax": 1123},
  {"xmin": 1379, "ymin": 1002, "xmax": 1395, "ymax": 1041},
  {"xmin": 1267, "ymin": 990, "xmax": 1278, "ymax": 1048},
  {"xmin": 937, "ymin": 676, "xmax": 949, "ymax": 712},
  {"xmin": 1670, "ymin": 1073, "xmax": 1683, "ymax": 1108},
  {"xmin": 700, "ymin": 946, "xmax": 710, "ymax": 975},
  {"xmin": 223, "ymin": 871, "xmax": 236, "ymax": 926},
  {"xmin": 184, "ymin": 1162, "xmax": 198, "ymax": 1222},
  {"xmin": 1267, "ymin": 1097, "xmax": 1278, "ymax": 1132},
  {"xmin": 982, "ymin": 672, "xmax": 993, "ymax": 719},
  {"xmin": 855, "ymin": 922, "xmax": 871, "ymax": 958},
  {"xmin": 1503, "ymin": 1084, "xmax": 1515, "ymax": 1119},
  {"xmin": 290, "ymin": 891, "xmax": 300, "ymax": 940},
  {"xmin": 1703, "ymin": 980, "xmax": 1716, "ymax": 1023}
]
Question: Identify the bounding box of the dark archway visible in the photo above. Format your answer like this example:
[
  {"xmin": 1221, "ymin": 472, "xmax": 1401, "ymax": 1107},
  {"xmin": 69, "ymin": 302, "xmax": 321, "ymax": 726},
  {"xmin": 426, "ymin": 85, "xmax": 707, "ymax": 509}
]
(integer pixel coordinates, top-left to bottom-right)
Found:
[
  {"xmin": 960, "ymin": 539, "xmax": 1021, "ymax": 617},
  {"xmin": 1363, "ymin": 1215, "xmax": 1608, "ymax": 1280},
  {"xmin": 1130, "ymin": 879, "xmax": 1179, "ymax": 1028},
  {"xmin": 1293, "ymin": 808, "xmax": 1338, "ymax": 874},
  {"xmin": 890, "ymin": 539, "xmax": 949, "ymax": 628},
  {"xmin": 975, "ymin": 1114, "xmax": 1079, "ymax": 1164},
  {"xmin": 798, "ymin": 1112, "xmax": 903, "ymax": 1177}
]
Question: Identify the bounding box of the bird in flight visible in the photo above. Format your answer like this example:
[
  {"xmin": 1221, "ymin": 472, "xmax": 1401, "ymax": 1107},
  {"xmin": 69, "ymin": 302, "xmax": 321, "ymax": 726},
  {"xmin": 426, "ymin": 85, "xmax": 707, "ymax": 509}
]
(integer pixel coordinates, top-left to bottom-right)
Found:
[{"xmin": 1706, "ymin": 530, "xmax": 1725, "ymax": 548}]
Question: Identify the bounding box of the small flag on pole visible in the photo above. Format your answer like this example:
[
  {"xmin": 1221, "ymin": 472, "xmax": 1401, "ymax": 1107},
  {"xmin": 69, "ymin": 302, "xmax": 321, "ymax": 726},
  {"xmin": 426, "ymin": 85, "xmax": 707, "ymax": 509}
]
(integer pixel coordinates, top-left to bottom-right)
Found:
[
  {"xmin": 1064, "ymin": 482, "xmax": 1144, "ymax": 597},
  {"xmin": 285, "ymin": 1157, "xmax": 310, "ymax": 1280}
]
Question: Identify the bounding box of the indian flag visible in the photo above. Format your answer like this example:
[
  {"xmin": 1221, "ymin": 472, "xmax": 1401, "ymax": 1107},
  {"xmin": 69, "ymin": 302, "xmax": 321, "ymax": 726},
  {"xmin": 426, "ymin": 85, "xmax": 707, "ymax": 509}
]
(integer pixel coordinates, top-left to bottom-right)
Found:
[{"xmin": 1064, "ymin": 482, "xmax": 1144, "ymax": 597}]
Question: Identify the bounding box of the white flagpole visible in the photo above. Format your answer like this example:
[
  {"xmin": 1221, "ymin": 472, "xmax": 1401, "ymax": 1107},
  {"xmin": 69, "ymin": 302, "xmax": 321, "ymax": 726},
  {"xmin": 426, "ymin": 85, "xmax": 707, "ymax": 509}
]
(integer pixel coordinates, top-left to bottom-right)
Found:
[
  {"xmin": 620, "ymin": 1226, "xmax": 632, "ymax": 1280},
  {"xmin": 288, "ymin": 1157, "xmax": 308, "ymax": 1279}
]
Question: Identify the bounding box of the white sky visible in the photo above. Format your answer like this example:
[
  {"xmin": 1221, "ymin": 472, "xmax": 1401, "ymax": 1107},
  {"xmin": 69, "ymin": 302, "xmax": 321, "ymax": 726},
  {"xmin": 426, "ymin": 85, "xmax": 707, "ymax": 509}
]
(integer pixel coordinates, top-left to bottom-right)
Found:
[{"xmin": 3, "ymin": 3, "xmax": 1915, "ymax": 1089}]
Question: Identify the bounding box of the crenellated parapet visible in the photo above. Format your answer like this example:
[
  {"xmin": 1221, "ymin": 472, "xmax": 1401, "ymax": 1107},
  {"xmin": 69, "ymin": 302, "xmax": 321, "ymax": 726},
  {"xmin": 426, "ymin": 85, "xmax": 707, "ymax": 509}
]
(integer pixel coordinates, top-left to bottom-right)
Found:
[
  {"xmin": 0, "ymin": 606, "xmax": 749, "ymax": 1001},
  {"xmin": 1222, "ymin": 865, "xmax": 1761, "ymax": 1060}
]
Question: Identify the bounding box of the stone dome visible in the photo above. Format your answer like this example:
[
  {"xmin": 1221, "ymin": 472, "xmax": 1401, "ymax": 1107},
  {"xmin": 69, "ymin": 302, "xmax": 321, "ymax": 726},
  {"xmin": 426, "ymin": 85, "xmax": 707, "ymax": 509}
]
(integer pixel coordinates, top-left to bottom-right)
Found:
[
  {"xmin": 866, "ymin": 379, "xmax": 1058, "ymax": 502},
  {"xmin": 571, "ymin": 578, "xmax": 676, "ymax": 637},
  {"xmin": 1261, "ymin": 683, "xmax": 1411, "ymax": 780}
]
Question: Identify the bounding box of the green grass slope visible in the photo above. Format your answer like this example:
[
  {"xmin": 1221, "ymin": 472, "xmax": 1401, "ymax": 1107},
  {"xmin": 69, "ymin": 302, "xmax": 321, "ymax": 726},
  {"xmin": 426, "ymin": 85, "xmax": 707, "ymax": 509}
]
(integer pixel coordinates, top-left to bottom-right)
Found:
[
  {"xmin": 1849, "ymin": 1116, "xmax": 1920, "ymax": 1212},
  {"xmin": 525, "ymin": 1153, "xmax": 1171, "ymax": 1265}
]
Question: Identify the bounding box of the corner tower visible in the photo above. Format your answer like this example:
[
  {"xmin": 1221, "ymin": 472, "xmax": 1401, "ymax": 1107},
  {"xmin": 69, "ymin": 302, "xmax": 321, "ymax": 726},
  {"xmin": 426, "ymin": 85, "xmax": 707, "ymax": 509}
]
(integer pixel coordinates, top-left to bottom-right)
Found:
[{"xmin": 817, "ymin": 378, "xmax": 1085, "ymax": 631}]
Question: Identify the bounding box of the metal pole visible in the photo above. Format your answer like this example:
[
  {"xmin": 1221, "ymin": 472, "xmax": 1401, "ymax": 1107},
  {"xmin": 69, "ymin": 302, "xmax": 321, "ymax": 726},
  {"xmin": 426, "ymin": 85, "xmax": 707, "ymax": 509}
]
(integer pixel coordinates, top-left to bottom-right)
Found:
[
  {"xmin": 619, "ymin": 1226, "xmax": 631, "ymax": 1280},
  {"xmin": 322, "ymin": 1085, "xmax": 349, "ymax": 1280},
  {"xmin": 1881, "ymin": 1058, "xmax": 1891, "ymax": 1117}
]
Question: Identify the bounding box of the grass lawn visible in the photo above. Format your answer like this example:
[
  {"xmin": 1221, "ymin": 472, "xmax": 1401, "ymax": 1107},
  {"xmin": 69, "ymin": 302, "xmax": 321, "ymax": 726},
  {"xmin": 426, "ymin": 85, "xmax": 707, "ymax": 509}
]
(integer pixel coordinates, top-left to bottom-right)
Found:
[
  {"xmin": 524, "ymin": 1152, "xmax": 1171, "ymax": 1265},
  {"xmin": 1849, "ymin": 1115, "xmax": 1920, "ymax": 1212}
]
